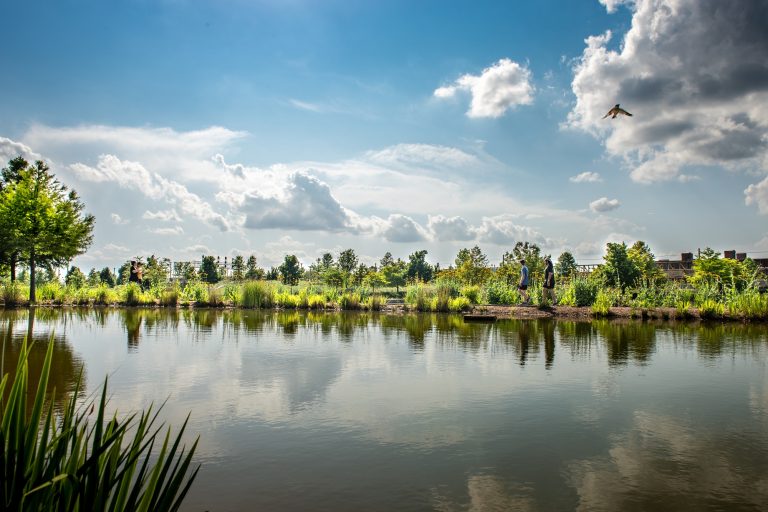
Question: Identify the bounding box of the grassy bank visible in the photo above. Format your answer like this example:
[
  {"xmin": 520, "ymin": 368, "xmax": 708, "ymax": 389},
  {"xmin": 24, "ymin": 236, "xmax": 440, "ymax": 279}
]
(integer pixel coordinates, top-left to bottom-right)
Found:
[{"xmin": 2, "ymin": 277, "xmax": 767, "ymax": 320}]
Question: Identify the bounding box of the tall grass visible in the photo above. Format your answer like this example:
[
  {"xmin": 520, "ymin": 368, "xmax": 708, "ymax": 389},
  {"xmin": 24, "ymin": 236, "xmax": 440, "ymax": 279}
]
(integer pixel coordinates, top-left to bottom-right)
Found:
[
  {"xmin": 591, "ymin": 289, "xmax": 614, "ymax": 317},
  {"xmin": 559, "ymin": 277, "xmax": 599, "ymax": 307},
  {"xmin": 241, "ymin": 281, "xmax": 274, "ymax": 309},
  {"xmin": 725, "ymin": 289, "xmax": 768, "ymax": 320},
  {"xmin": 2, "ymin": 281, "xmax": 27, "ymax": 306},
  {"xmin": 1, "ymin": 338, "xmax": 199, "ymax": 511}
]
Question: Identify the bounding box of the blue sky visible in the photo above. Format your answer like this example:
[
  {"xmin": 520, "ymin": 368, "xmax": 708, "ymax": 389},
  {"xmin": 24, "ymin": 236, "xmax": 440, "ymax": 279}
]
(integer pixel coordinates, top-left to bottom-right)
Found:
[{"xmin": 2, "ymin": 0, "xmax": 767, "ymax": 270}]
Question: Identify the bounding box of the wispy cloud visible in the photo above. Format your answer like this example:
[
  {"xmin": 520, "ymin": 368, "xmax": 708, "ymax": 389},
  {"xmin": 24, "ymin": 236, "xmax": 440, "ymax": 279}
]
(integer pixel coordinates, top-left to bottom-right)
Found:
[
  {"xmin": 570, "ymin": 171, "xmax": 602, "ymax": 183},
  {"xmin": 589, "ymin": 197, "xmax": 621, "ymax": 213}
]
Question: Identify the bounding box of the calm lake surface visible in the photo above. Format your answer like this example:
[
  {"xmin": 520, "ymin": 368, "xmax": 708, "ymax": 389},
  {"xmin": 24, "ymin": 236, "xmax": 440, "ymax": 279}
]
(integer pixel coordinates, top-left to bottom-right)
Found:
[{"xmin": 2, "ymin": 308, "xmax": 768, "ymax": 511}]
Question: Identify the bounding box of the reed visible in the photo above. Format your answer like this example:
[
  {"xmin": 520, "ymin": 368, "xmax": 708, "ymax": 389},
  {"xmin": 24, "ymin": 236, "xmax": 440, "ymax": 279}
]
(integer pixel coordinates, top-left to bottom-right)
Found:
[
  {"xmin": 241, "ymin": 281, "xmax": 273, "ymax": 309},
  {"xmin": 0, "ymin": 338, "xmax": 199, "ymax": 511},
  {"xmin": 2, "ymin": 281, "xmax": 26, "ymax": 306}
]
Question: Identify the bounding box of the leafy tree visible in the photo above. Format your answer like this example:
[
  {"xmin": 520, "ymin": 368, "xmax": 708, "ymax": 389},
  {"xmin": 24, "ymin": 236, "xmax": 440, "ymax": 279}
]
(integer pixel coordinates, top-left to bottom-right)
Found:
[
  {"xmin": 0, "ymin": 156, "xmax": 29, "ymax": 279},
  {"xmin": 200, "ymin": 255, "xmax": 220, "ymax": 283},
  {"xmin": 363, "ymin": 270, "xmax": 387, "ymax": 292},
  {"xmin": 245, "ymin": 255, "xmax": 264, "ymax": 280},
  {"xmin": 380, "ymin": 252, "xmax": 394, "ymax": 268},
  {"xmin": 231, "ymin": 255, "xmax": 245, "ymax": 281},
  {"xmin": 407, "ymin": 250, "xmax": 433, "ymax": 282},
  {"xmin": 338, "ymin": 249, "xmax": 358, "ymax": 275},
  {"xmin": 496, "ymin": 251, "xmax": 519, "ymax": 285},
  {"xmin": 86, "ymin": 268, "xmax": 101, "ymax": 287},
  {"xmin": 455, "ymin": 246, "xmax": 491, "ymax": 285},
  {"xmin": 173, "ymin": 261, "xmax": 198, "ymax": 282},
  {"xmin": 99, "ymin": 267, "xmax": 116, "ymax": 287},
  {"xmin": 595, "ymin": 242, "xmax": 641, "ymax": 289},
  {"xmin": 627, "ymin": 241, "xmax": 664, "ymax": 283},
  {"xmin": 323, "ymin": 267, "xmax": 345, "ymax": 289},
  {"xmin": 65, "ymin": 265, "xmax": 86, "ymax": 289},
  {"xmin": 117, "ymin": 261, "xmax": 132, "ymax": 285},
  {"xmin": 278, "ymin": 255, "xmax": 304, "ymax": 286},
  {"xmin": 143, "ymin": 255, "xmax": 169, "ymax": 287},
  {"xmin": 382, "ymin": 258, "xmax": 407, "ymax": 293},
  {"xmin": 265, "ymin": 267, "xmax": 279, "ymax": 280},
  {"xmin": 688, "ymin": 248, "xmax": 752, "ymax": 290},
  {"xmin": 555, "ymin": 251, "xmax": 578, "ymax": 279},
  {"xmin": 352, "ymin": 263, "xmax": 369, "ymax": 287},
  {"xmin": 0, "ymin": 160, "xmax": 95, "ymax": 301}
]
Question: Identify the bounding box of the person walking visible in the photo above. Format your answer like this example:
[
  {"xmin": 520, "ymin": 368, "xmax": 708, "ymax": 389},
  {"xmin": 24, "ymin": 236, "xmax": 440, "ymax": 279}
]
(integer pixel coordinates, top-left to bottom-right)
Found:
[
  {"xmin": 543, "ymin": 256, "xmax": 556, "ymax": 305},
  {"xmin": 518, "ymin": 259, "xmax": 530, "ymax": 305}
]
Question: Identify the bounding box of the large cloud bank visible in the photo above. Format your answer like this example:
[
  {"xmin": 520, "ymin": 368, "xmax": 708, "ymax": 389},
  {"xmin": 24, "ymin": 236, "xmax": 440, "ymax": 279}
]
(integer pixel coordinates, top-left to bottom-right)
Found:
[{"xmin": 567, "ymin": 0, "xmax": 768, "ymax": 212}]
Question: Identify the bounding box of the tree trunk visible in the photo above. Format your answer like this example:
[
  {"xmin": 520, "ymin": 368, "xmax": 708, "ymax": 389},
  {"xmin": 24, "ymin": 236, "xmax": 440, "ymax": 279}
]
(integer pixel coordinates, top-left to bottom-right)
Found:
[
  {"xmin": 10, "ymin": 252, "xmax": 16, "ymax": 281},
  {"xmin": 29, "ymin": 248, "xmax": 36, "ymax": 303}
]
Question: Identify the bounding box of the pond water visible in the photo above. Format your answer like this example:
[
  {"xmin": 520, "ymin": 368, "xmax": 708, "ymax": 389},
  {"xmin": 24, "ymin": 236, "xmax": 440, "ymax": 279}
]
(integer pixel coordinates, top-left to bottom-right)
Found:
[{"xmin": 2, "ymin": 308, "xmax": 768, "ymax": 511}]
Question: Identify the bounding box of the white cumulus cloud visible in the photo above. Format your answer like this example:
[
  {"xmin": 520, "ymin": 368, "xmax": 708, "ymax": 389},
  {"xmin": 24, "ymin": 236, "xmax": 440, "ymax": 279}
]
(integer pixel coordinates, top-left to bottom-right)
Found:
[
  {"xmin": 427, "ymin": 215, "xmax": 475, "ymax": 241},
  {"xmin": 570, "ymin": 171, "xmax": 603, "ymax": 183},
  {"xmin": 745, "ymin": 176, "xmax": 768, "ymax": 214},
  {"xmin": 567, "ymin": 0, "xmax": 768, "ymax": 186},
  {"xmin": 434, "ymin": 58, "xmax": 535, "ymax": 118},
  {"xmin": 590, "ymin": 197, "xmax": 621, "ymax": 212}
]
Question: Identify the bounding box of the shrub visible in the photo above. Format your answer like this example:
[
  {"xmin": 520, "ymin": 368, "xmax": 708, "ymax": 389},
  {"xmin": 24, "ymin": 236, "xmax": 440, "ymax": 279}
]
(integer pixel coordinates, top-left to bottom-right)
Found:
[
  {"xmin": 485, "ymin": 280, "xmax": 518, "ymax": 305},
  {"xmin": 698, "ymin": 299, "xmax": 725, "ymax": 319},
  {"xmin": 362, "ymin": 295, "xmax": 383, "ymax": 311},
  {"xmin": 449, "ymin": 296, "xmax": 471, "ymax": 312},
  {"xmin": 2, "ymin": 281, "xmax": 26, "ymax": 306},
  {"xmin": 460, "ymin": 285, "xmax": 481, "ymax": 304},
  {"xmin": 160, "ymin": 286, "xmax": 180, "ymax": 307},
  {"xmin": 275, "ymin": 292, "xmax": 300, "ymax": 309},
  {"xmin": 0, "ymin": 338, "xmax": 199, "ymax": 511},
  {"xmin": 726, "ymin": 289, "xmax": 768, "ymax": 320},
  {"xmin": 241, "ymin": 281, "xmax": 273, "ymax": 309},
  {"xmin": 675, "ymin": 300, "xmax": 693, "ymax": 319},
  {"xmin": 339, "ymin": 292, "xmax": 361, "ymax": 310},
  {"xmin": 122, "ymin": 283, "xmax": 143, "ymax": 306},
  {"xmin": 591, "ymin": 289, "xmax": 613, "ymax": 317},
  {"xmin": 184, "ymin": 282, "xmax": 209, "ymax": 305},
  {"xmin": 37, "ymin": 282, "xmax": 66, "ymax": 304},
  {"xmin": 94, "ymin": 284, "xmax": 118, "ymax": 305},
  {"xmin": 206, "ymin": 286, "xmax": 225, "ymax": 307},
  {"xmin": 308, "ymin": 294, "xmax": 326, "ymax": 309},
  {"xmin": 223, "ymin": 284, "xmax": 241, "ymax": 305}
]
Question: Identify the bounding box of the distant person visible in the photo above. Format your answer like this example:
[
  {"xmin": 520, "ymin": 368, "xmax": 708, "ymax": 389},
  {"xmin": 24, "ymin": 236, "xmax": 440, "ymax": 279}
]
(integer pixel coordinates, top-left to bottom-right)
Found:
[
  {"xmin": 543, "ymin": 256, "xmax": 556, "ymax": 305},
  {"xmin": 129, "ymin": 260, "xmax": 142, "ymax": 284},
  {"xmin": 518, "ymin": 259, "xmax": 530, "ymax": 305}
]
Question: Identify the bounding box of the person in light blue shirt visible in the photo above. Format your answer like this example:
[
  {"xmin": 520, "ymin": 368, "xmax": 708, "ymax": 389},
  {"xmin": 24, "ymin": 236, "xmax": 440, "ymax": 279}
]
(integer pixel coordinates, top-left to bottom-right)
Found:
[{"xmin": 518, "ymin": 259, "xmax": 530, "ymax": 304}]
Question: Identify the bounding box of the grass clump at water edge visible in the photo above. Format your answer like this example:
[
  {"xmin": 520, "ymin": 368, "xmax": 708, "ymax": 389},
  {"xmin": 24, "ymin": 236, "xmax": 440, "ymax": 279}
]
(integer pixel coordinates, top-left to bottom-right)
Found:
[{"xmin": 0, "ymin": 337, "xmax": 200, "ymax": 511}]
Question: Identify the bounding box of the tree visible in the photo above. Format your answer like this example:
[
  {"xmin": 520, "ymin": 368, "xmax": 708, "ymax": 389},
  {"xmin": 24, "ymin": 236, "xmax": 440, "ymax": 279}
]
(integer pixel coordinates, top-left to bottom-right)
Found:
[
  {"xmin": 496, "ymin": 251, "xmax": 519, "ymax": 285},
  {"xmin": 338, "ymin": 249, "xmax": 358, "ymax": 275},
  {"xmin": 688, "ymin": 248, "xmax": 752, "ymax": 290},
  {"xmin": 143, "ymin": 255, "xmax": 169, "ymax": 287},
  {"xmin": 382, "ymin": 259, "xmax": 407, "ymax": 293},
  {"xmin": 0, "ymin": 156, "xmax": 29, "ymax": 279},
  {"xmin": 117, "ymin": 261, "xmax": 132, "ymax": 285},
  {"xmin": 380, "ymin": 252, "xmax": 394, "ymax": 268},
  {"xmin": 65, "ymin": 266, "xmax": 86, "ymax": 289},
  {"xmin": 555, "ymin": 251, "xmax": 578, "ymax": 279},
  {"xmin": 231, "ymin": 255, "xmax": 245, "ymax": 281},
  {"xmin": 173, "ymin": 261, "xmax": 198, "ymax": 282},
  {"xmin": 595, "ymin": 242, "xmax": 640, "ymax": 289},
  {"xmin": 99, "ymin": 267, "xmax": 116, "ymax": 287},
  {"xmin": 323, "ymin": 267, "xmax": 345, "ymax": 289},
  {"xmin": 455, "ymin": 246, "xmax": 491, "ymax": 285},
  {"xmin": 627, "ymin": 241, "xmax": 664, "ymax": 283},
  {"xmin": 0, "ymin": 160, "xmax": 95, "ymax": 302},
  {"xmin": 265, "ymin": 267, "xmax": 279, "ymax": 280},
  {"xmin": 86, "ymin": 268, "xmax": 101, "ymax": 287},
  {"xmin": 245, "ymin": 255, "xmax": 264, "ymax": 280},
  {"xmin": 278, "ymin": 255, "xmax": 303, "ymax": 286},
  {"xmin": 363, "ymin": 270, "xmax": 387, "ymax": 292},
  {"xmin": 352, "ymin": 263, "xmax": 369, "ymax": 287},
  {"xmin": 200, "ymin": 255, "xmax": 220, "ymax": 283},
  {"xmin": 407, "ymin": 250, "xmax": 433, "ymax": 282}
]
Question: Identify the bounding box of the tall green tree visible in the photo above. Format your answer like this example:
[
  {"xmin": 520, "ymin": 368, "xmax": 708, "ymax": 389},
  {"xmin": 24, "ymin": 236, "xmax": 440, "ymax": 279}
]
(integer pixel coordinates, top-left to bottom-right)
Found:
[
  {"xmin": 455, "ymin": 246, "xmax": 491, "ymax": 285},
  {"xmin": 199, "ymin": 255, "xmax": 220, "ymax": 283},
  {"xmin": 278, "ymin": 255, "xmax": 304, "ymax": 286},
  {"xmin": 143, "ymin": 255, "xmax": 170, "ymax": 287},
  {"xmin": 381, "ymin": 258, "xmax": 407, "ymax": 293},
  {"xmin": 99, "ymin": 267, "xmax": 116, "ymax": 287},
  {"xmin": 245, "ymin": 255, "xmax": 264, "ymax": 280},
  {"xmin": 1, "ymin": 156, "xmax": 31, "ymax": 280},
  {"xmin": 555, "ymin": 251, "xmax": 578, "ymax": 279},
  {"xmin": 231, "ymin": 255, "xmax": 245, "ymax": 281},
  {"xmin": 595, "ymin": 242, "xmax": 641, "ymax": 289},
  {"xmin": 627, "ymin": 241, "xmax": 664, "ymax": 283},
  {"xmin": 407, "ymin": 250, "xmax": 433, "ymax": 282},
  {"xmin": 512, "ymin": 242, "xmax": 546, "ymax": 285},
  {"xmin": 65, "ymin": 265, "xmax": 86, "ymax": 289},
  {"xmin": 0, "ymin": 160, "xmax": 94, "ymax": 302}
]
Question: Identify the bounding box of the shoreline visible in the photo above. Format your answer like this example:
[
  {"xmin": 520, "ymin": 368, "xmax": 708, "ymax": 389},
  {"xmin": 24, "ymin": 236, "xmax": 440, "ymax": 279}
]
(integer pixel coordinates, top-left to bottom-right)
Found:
[{"xmin": 2, "ymin": 302, "xmax": 766, "ymax": 323}]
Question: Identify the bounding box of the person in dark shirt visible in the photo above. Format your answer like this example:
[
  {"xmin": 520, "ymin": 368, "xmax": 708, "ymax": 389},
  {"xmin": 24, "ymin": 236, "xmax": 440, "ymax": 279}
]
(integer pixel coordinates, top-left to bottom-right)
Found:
[{"xmin": 543, "ymin": 256, "xmax": 556, "ymax": 305}]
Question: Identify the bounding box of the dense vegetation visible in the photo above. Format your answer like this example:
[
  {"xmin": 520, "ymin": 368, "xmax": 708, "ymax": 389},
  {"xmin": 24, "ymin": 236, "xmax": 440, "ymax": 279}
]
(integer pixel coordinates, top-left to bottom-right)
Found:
[{"xmin": 2, "ymin": 240, "xmax": 766, "ymax": 320}]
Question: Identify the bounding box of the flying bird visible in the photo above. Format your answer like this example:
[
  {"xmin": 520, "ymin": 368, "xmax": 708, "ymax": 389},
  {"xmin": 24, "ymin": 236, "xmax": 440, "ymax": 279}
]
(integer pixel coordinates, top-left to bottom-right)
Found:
[{"xmin": 603, "ymin": 104, "xmax": 632, "ymax": 119}]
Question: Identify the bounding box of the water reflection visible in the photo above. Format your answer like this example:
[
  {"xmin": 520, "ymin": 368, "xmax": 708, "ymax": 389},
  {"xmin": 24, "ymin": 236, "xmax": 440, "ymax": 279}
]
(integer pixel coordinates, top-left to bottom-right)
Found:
[{"xmin": 1, "ymin": 308, "xmax": 767, "ymax": 511}]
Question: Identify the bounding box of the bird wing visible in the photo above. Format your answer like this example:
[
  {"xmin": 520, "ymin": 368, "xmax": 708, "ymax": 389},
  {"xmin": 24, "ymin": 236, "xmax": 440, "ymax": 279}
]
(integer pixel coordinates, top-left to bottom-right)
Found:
[{"xmin": 618, "ymin": 108, "xmax": 632, "ymax": 116}]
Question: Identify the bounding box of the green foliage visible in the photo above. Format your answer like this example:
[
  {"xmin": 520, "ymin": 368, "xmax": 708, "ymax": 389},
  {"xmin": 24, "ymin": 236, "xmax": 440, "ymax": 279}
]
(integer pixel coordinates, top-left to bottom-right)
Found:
[
  {"xmin": 278, "ymin": 255, "xmax": 304, "ymax": 286},
  {"xmin": 199, "ymin": 256, "xmax": 220, "ymax": 284},
  {"xmin": 241, "ymin": 281, "xmax": 274, "ymax": 309},
  {"xmin": 594, "ymin": 242, "xmax": 641, "ymax": 290},
  {"xmin": 307, "ymin": 294, "xmax": 326, "ymax": 309},
  {"xmin": 206, "ymin": 286, "xmax": 224, "ymax": 307},
  {"xmin": 122, "ymin": 283, "xmax": 144, "ymax": 306},
  {"xmin": 382, "ymin": 259, "xmax": 407, "ymax": 292},
  {"xmin": 275, "ymin": 292, "xmax": 300, "ymax": 309},
  {"xmin": 65, "ymin": 266, "xmax": 86, "ymax": 289},
  {"xmin": 698, "ymin": 299, "xmax": 725, "ymax": 319},
  {"xmin": 0, "ymin": 160, "xmax": 94, "ymax": 302},
  {"xmin": 512, "ymin": 242, "xmax": 545, "ymax": 285},
  {"xmin": 455, "ymin": 246, "xmax": 491, "ymax": 285},
  {"xmin": 244, "ymin": 255, "xmax": 264, "ymax": 280},
  {"xmin": 406, "ymin": 250, "xmax": 433, "ymax": 282},
  {"xmin": 725, "ymin": 288, "xmax": 768, "ymax": 320},
  {"xmin": 485, "ymin": 280, "xmax": 519, "ymax": 305},
  {"xmin": 93, "ymin": 284, "xmax": 118, "ymax": 305},
  {"xmin": 37, "ymin": 282, "xmax": 66, "ymax": 304},
  {"xmin": 160, "ymin": 286, "xmax": 180, "ymax": 307},
  {"xmin": 555, "ymin": 251, "xmax": 578, "ymax": 279},
  {"xmin": 558, "ymin": 277, "xmax": 599, "ymax": 307},
  {"xmin": 362, "ymin": 295, "xmax": 384, "ymax": 311},
  {"xmin": 448, "ymin": 296, "xmax": 471, "ymax": 312},
  {"xmin": 339, "ymin": 292, "xmax": 361, "ymax": 310},
  {"xmin": 688, "ymin": 248, "xmax": 753, "ymax": 290},
  {"xmin": 2, "ymin": 281, "xmax": 26, "ymax": 307},
  {"xmin": 460, "ymin": 285, "xmax": 481, "ymax": 304},
  {"xmin": 591, "ymin": 289, "xmax": 614, "ymax": 316},
  {"xmin": 0, "ymin": 338, "xmax": 199, "ymax": 511},
  {"xmin": 406, "ymin": 284, "xmax": 432, "ymax": 312},
  {"xmin": 231, "ymin": 255, "xmax": 246, "ymax": 281}
]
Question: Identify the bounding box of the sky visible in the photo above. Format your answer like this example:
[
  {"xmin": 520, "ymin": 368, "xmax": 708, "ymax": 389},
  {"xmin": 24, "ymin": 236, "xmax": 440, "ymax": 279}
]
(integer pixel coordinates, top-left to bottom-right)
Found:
[{"xmin": 1, "ymin": 0, "xmax": 767, "ymax": 271}]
